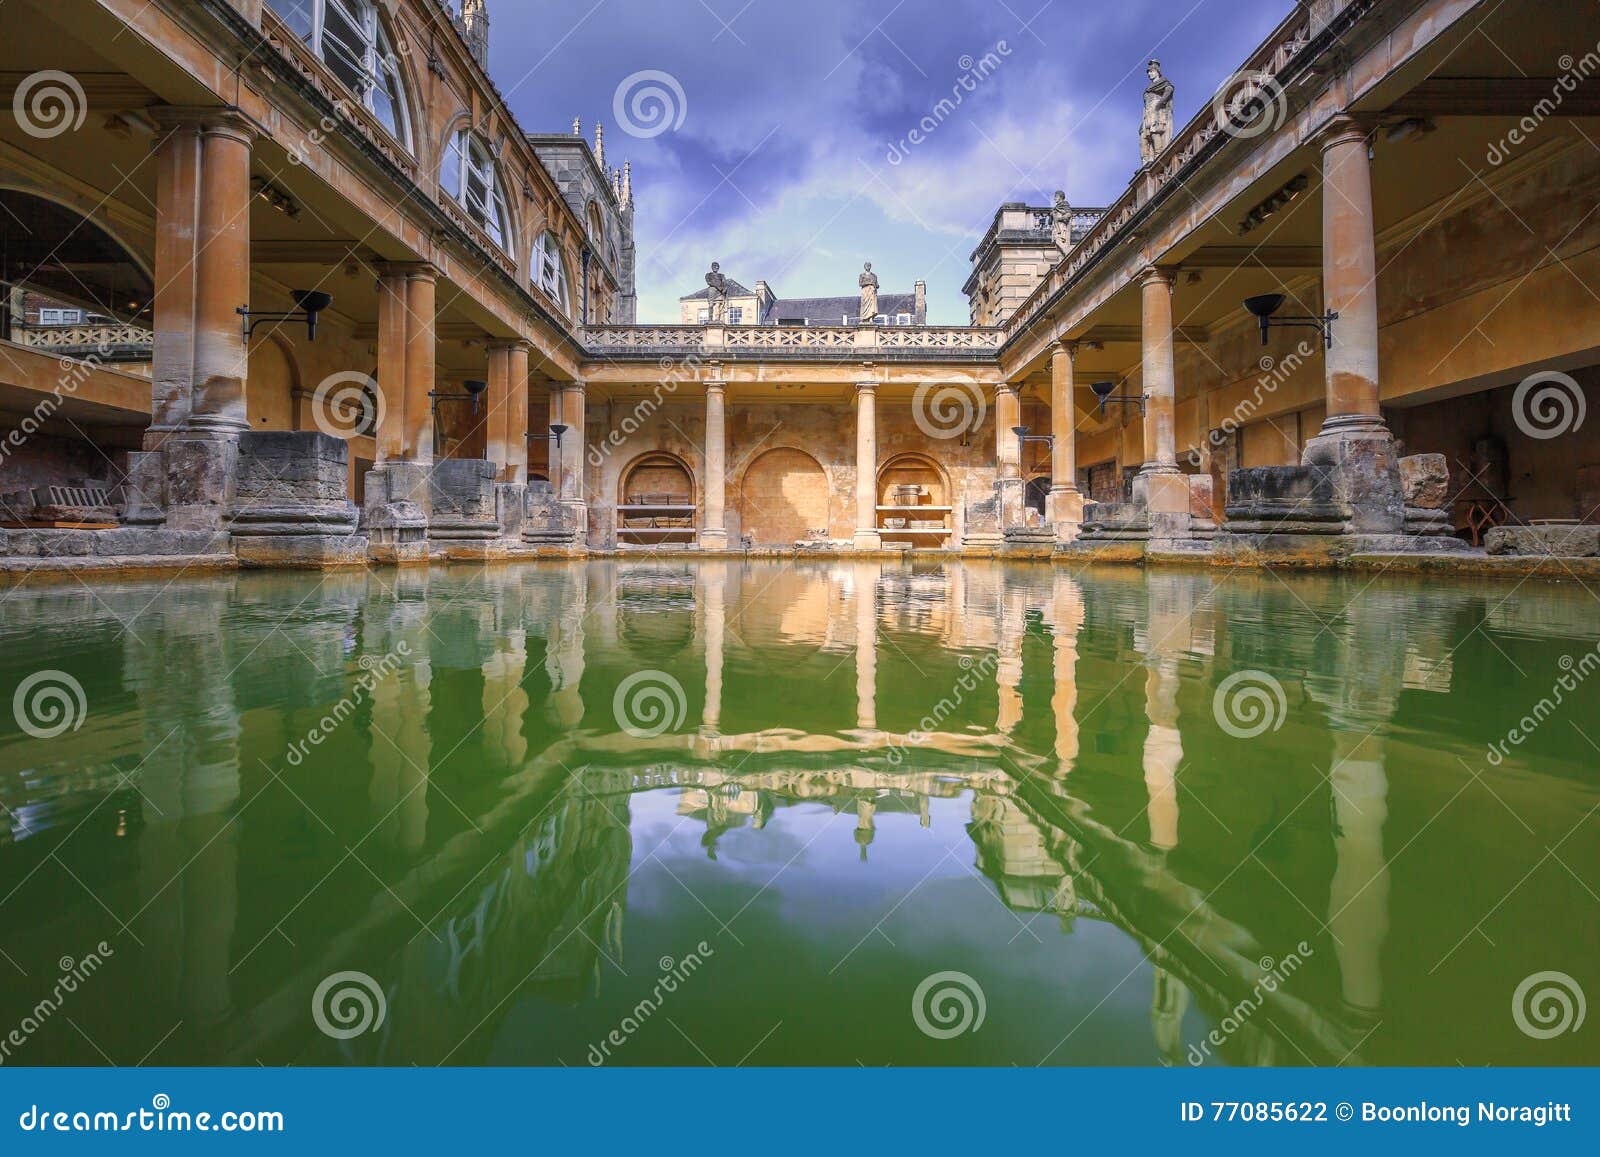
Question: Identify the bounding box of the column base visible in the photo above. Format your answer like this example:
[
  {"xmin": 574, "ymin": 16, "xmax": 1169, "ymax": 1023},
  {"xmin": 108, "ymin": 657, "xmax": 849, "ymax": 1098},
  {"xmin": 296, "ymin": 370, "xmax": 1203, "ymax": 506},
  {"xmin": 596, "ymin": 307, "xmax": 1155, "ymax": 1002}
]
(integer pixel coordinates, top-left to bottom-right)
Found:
[
  {"xmin": 698, "ymin": 528, "xmax": 730, "ymax": 551},
  {"xmin": 853, "ymin": 530, "xmax": 883, "ymax": 551},
  {"xmin": 364, "ymin": 461, "xmax": 430, "ymax": 563},
  {"xmin": 161, "ymin": 433, "xmax": 239, "ymax": 531},
  {"xmin": 1048, "ymin": 487, "xmax": 1085, "ymax": 543}
]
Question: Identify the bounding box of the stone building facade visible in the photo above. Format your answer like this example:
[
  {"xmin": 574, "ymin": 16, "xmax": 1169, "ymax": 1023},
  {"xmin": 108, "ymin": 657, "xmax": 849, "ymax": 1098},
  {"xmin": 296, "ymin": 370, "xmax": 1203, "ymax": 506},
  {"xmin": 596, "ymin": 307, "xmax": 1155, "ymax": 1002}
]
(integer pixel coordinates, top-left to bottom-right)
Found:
[{"xmin": 0, "ymin": 0, "xmax": 1596, "ymax": 572}]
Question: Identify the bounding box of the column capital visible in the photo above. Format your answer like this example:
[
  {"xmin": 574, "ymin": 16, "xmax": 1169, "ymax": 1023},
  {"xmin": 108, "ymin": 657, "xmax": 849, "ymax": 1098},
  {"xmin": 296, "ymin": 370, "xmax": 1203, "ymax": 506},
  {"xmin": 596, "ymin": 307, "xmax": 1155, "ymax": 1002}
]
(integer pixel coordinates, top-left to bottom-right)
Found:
[
  {"xmin": 378, "ymin": 260, "xmax": 439, "ymax": 283},
  {"xmin": 855, "ymin": 379, "xmax": 878, "ymax": 394},
  {"xmin": 1051, "ymin": 339, "xmax": 1078, "ymax": 362},
  {"xmin": 996, "ymin": 380, "xmax": 1021, "ymax": 398},
  {"xmin": 487, "ymin": 337, "xmax": 531, "ymax": 353},
  {"xmin": 150, "ymin": 105, "xmax": 257, "ymax": 143},
  {"xmin": 1318, "ymin": 114, "xmax": 1374, "ymax": 153},
  {"xmin": 705, "ymin": 377, "xmax": 727, "ymax": 394},
  {"xmin": 1139, "ymin": 264, "xmax": 1179, "ymax": 289}
]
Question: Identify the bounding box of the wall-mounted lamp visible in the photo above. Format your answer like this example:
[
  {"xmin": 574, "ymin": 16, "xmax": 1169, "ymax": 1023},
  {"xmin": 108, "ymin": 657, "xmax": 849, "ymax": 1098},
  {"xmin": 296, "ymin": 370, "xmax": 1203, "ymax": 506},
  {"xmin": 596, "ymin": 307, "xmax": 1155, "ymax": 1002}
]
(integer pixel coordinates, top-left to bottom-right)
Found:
[
  {"xmin": 238, "ymin": 289, "xmax": 332, "ymax": 342},
  {"xmin": 430, "ymin": 378, "xmax": 489, "ymax": 459},
  {"xmin": 528, "ymin": 422, "xmax": 570, "ymax": 449},
  {"xmin": 1013, "ymin": 425, "xmax": 1055, "ymax": 451},
  {"xmin": 1090, "ymin": 380, "xmax": 1144, "ymax": 415},
  {"xmin": 1243, "ymin": 293, "xmax": 1338, "ymax": 348}
]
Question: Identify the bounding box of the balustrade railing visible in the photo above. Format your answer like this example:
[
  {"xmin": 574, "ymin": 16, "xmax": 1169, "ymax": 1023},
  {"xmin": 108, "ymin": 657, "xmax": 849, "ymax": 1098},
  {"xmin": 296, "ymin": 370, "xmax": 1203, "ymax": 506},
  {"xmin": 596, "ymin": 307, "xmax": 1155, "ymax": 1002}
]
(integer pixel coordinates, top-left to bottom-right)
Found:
[{"xmin": 583, "ymin": 324, "xmax": 1002, "ymax": 358}]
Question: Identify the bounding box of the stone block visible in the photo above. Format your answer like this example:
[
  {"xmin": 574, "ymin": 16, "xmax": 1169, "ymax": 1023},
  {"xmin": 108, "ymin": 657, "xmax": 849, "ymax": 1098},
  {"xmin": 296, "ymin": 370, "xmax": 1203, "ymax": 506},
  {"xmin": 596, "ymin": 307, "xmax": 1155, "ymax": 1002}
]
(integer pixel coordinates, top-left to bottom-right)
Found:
[
  {"xmin": 230, "ymin": 431, "xmax": 359, "ymax": 537},
  {"xmin": 162, "ymin": 435, "xmax": 237, "ymax": 530},
  {"xmin": 120, "ymin": 450, "xmax": 167, "ymax": 526},
  {"xmin": 1302, "ymin": 429, "xmax": 1405, "ymax": 535},
  {"xmin": 234, "ymin": 534, "xmax": 369, "ymax": 569},
  {"xmin": 1223, "ymin": 465, "xmax": 1348, "ymax": 534},
  {"xmin": 495, "ymin": 482, "xmax": 527, "ymax": 540},
  {"xmin": 1399, "ymin": 454, "xmax": 1450, "ymax": 509},
  {"xmin": 1484, "ymin": 525, "xmax": 1600, "ymax": 557},
  {"xmin": 429, "ymin": 459, "xmax": 500, "ymax": 541},
  {"xmin": 522, "ymin": 480, "xmax": 578, "ymax": 545}
]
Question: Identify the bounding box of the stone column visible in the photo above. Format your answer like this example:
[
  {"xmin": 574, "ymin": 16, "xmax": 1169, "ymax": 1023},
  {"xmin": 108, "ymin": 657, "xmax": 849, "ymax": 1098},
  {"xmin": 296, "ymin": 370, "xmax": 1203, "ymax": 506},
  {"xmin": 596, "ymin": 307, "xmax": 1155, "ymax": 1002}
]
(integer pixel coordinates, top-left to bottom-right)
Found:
[
  {"xmin": 995, "ymin": 383, "xmax": 1022, "ymax": 479},
  {"xmin": 1317, "ymin": 116, "xmax": 1383, "ymax": 436},
  {"xmin": 485, "ymin": 343, "xmax": 514, "ymax": 475},
  {"xmin": 560, "ymin": 381, "xmax": 589, "ymax": 545},
  {"xmin": 404, "ymin": 269, "xmax": 438, "ymax": 465},
  {"xmin": 1137, "ymin": 265, "xmax": 1190, "ymax": 539},
  {"xmin": 700, "ymin": 378, "xmax": 729, "ymax": 550},
  {"xmin": 853, "ymin": 380, "xmax": 882, "ymax": 550},
  {"xmin": 148, "ymin": 109, "xmax": 254, "ymax": 530},
  {"xmin": 367, "ymin": 264, "xmax": 436, "ymax": 562},
  {"xmin": 1048, "ymin": 342, "xmax": 1084, "ymax": 540},
  {"xmin": 1300, "ymin": 116, "xmax": 1404, "ymax": 536},
  {"xmin": 504, "ymin": 343, "xmax": 530, "ymax": 485}
]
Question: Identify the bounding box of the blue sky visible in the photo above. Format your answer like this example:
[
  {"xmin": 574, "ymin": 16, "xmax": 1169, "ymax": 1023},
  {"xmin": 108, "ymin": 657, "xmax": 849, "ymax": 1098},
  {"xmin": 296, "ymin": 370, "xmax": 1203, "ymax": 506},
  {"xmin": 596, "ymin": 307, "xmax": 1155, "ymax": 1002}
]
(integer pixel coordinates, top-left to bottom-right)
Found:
[{"xmin": 483, "ymin": 0, "xmax": 1295, "ymax": 323}]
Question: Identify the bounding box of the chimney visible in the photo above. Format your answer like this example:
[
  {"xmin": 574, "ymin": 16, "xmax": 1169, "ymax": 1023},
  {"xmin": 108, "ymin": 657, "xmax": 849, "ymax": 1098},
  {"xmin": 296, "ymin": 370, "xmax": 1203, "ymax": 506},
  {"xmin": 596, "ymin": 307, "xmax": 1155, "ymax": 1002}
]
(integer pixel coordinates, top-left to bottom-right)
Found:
[
  {"xmin": 913, "ymin": 279, "xmax": 927, "ymax": 323},
  {"xmin": 459, "ymin": 0, "xmax": 490, "ymax": 69}
]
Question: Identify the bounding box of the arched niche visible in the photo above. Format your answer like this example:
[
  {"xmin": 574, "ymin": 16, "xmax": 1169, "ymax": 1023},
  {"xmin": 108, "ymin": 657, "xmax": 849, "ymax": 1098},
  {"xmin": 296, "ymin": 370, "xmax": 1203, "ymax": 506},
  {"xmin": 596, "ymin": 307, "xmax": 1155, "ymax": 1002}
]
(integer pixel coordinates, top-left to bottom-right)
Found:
[{"xmin": 737, "ymin": 446, "xmax": 830, "ymax": 546}]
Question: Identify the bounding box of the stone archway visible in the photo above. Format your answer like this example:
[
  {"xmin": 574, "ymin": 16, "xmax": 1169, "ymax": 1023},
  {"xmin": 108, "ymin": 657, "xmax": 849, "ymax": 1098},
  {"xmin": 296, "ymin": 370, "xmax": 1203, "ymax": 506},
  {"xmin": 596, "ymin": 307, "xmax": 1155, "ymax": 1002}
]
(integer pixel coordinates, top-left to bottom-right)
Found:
[{"xmin": 738, "ymin": 446, "xmax": 830, "ymax": 546}]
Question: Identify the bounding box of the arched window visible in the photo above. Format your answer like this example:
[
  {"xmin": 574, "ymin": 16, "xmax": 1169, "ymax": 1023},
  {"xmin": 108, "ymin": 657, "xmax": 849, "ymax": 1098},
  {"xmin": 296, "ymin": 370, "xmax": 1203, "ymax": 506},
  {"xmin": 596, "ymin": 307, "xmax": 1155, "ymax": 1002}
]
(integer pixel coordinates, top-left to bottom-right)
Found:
[
  {"xmin": 532, "ymin": 230, "xmax": 567, "ymax": 314},
  {"xmin": 267, "ymin": 0, "xmax": 412, "ymax": 150},
  {"xmin": 440, "ymin": 129, "xmax": 508, "ymax": 250}
]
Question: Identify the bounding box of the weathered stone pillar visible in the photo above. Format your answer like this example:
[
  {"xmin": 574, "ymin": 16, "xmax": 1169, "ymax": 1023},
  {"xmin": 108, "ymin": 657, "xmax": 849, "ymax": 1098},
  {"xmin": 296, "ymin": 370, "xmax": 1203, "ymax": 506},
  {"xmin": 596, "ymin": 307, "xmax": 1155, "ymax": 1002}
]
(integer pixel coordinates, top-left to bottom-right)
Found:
[
  {"xmin": 367, "ymin": 264, "xmax": 437, "ymax": 563},
  {"xmin": 503, "ymin": 343, "xmax": 530, "ymax": 485},
  {"xmin": 148, "ymin": 109, "xmax": 254, "ymax": 530},
  {"xmin": 1049, "ymin": 342, "xmax": 1084, "ymax": 540},
  {"xmin": 1299, "ymin": 115, "xmax": 1404, "ymax": 536},
  {"xmin": 559, "ymin": 381, "xmax": 589, "ymax": 545},
  {"xmin": 485, "ymin": 342, "xmax": 514, "ymax": 474},
  {"xmin": 995, "ymin": 382, "xmax": 1022, "ymax": 480},
  {"xmin": 1136, "ymin": 265, "xmax": 1192, "ymax": 540},
  {"xmin": 1317, "ymin": 117, "xmax": 1384, "ymax": 436},
  {"xmin": 853, "ymin": 380, "xmax": 882, "ymax": 550},
  {"xmin": 404, "ymin": 268, "xmax": 438, "ymax": 465},
  {"xmin": 700, "ymin": 377, "xmax": 728, "ymax": 550}
]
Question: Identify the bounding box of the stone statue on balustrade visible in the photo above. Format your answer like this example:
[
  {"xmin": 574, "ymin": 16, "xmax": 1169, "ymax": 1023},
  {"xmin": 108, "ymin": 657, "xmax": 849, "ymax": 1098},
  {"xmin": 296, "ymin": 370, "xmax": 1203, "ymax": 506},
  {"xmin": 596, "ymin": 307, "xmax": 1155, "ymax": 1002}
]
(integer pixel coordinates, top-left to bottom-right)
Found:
[
  {"xmin": 1141, "ymin": 60, "xmax": 1174, "ymax": 165},
  {"xmin": 1052, "ymin": 190, "xmax": 1073, "ymax": 253},
  {"xmin": 858, "ymin": 262, "xmax": 880, "ymax": 324},
  {"xmin": 704, "ymin": 262, "xmax": 728, "ymax": 322}
]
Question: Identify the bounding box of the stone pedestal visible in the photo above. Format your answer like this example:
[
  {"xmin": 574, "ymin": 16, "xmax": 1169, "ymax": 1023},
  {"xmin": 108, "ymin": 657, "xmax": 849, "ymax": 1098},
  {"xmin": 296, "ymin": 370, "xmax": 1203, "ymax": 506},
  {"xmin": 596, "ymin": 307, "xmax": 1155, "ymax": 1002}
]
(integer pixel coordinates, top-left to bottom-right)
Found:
[
  {"xmin": 1399, "ymin": 453, "xmax": 1452, "ymax": 537},
  {"xmin": 364, "ymin": 461, "xmax": 430, "ymax": 565},
  {"xmin": 495, "ymin": 482, "xmax": 527, "ymax": 542},
  {"xmin": 228, "ymin": 431, "xmax": 364, "ymax": 568},
  {"xmin": 1049, "ymin": 487, "xmax": 1085, "ymax": 543},
  {"xmin": 429, "ymin": 459, "xmax": 502, "ymax": 557},
  {"xmin": 521, "ymin": 480, "xmax": 582, "ymax": 548},
  {"xmin": 1301, "ymin": 422, "xmax": 1404, "ymax": 536},
  {"xmin": 162, "ymin": 434, "xmax": 238, "ymax": 531},
  {"xmin": 1137, "ymin": 469, "xmax": 1194, "ymax": 546},
  {"xmin": 121, "ymin": 450, "xmax": 168, "ymax": 526}
]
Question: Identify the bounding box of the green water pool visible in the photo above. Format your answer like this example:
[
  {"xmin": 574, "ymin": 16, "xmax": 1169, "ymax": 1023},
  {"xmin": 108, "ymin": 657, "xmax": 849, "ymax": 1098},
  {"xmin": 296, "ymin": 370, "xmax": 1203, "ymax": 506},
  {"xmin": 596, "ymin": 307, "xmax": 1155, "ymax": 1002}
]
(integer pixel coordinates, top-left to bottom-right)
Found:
[{"xmin": 1, "ymin": 561, "xmax": 1596, "ymax": 1066}]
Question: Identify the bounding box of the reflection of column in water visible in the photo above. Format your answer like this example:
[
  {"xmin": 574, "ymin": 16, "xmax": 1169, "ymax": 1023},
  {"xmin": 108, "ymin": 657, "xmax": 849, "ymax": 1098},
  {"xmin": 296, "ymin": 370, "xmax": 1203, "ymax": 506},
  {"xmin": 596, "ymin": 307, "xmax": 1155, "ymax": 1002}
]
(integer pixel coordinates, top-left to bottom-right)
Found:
[
  {"xmin": 481, "ymin": 629, "xmax": 528, "ymax": 773},
  {"xmin": 1151, "ymin": 965, "xmax": 1191, "ymax": 1064},
  {"xmin": 855, "ymin": 563, "xmax": 878, "ymax": 731},
  {"xmin": 133, "ymin": 593, "xmax": 242, "ymax": 1047},
  {"xmin": 856, "ymin": 797, "xmax": 876, "ymax": 861},
  {"xmin": 1050, "ymin": 573, "xmax": 1085, "ymax": 770},
  {"xmin": 700, "ymin": 567, "xmax": 725, "ymax": 736},
  {"xmin": 1143, "ymin": 658, "xmax": 1182, "ymax": 851},
  {"xmin": 547, "ymin": 567, "xmax": 588, "ymax": 729},
  {"xmin": 997, "ymin": 580, "xmax": 1026, "ymax": 734},
  {"xmin": 368, "ymin": 607, "xmax": 432, "ymax": 856},
  {"xmin": 1328, "ymin": 730, "xmax": 1390, "ymax": 1016}
]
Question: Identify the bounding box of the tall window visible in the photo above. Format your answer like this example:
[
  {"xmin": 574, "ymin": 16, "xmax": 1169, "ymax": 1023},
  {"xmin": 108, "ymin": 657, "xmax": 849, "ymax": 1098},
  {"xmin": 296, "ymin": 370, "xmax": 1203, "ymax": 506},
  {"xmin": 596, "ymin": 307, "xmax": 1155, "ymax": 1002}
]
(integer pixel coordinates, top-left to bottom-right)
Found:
[
  {"xmin": 267, "ymin": 0, "xmax": 412, "ymax": 150},
  {"xmin": 532, "ymin": 231, "xmax": 568, "ymax": 314},
  {"xmin": 441, "ymin": 130, "xmax": 509, "ymax": 251}
]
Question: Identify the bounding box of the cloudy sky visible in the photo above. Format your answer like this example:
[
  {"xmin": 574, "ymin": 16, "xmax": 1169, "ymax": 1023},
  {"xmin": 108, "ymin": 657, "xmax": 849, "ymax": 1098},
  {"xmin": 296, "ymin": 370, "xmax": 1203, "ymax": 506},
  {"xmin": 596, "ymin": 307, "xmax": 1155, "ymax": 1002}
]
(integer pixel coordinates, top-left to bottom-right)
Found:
[{"xmin": 481, "ymin": 0, "xmax": 1295, "ymax": 323}]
